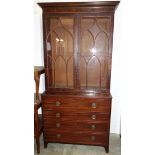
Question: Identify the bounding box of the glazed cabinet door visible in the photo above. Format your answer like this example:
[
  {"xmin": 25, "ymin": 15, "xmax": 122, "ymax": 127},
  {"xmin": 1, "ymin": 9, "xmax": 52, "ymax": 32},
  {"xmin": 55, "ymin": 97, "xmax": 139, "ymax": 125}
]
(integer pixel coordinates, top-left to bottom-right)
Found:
[
  {"xmin": 44, "ymin": 15, "xmax": 113, "ymax": 91},
  {"xmin": 79, "ymin": 16, "xmax": 112, "ymax": 90},
  {"xmin": 45, "ymin": 16, "xmax": 75, "ymax": 88}
]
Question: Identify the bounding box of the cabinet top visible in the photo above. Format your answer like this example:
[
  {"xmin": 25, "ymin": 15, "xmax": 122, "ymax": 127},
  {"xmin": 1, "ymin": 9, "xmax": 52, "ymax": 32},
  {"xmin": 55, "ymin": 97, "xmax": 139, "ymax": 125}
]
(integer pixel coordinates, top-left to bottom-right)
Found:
[{"xmin": 38, "ymin": 1, "xmax": 120, "ymax": 8}]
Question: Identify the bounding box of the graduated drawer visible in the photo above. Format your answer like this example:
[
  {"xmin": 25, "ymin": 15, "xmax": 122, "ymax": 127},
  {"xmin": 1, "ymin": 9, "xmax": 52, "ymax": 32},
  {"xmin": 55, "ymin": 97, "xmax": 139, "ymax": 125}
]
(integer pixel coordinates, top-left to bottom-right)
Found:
[
  {"xmin": 43, "ymin": 111, "xmax": 109, "ymax": 122},
  {"xmin": 44, "ymin": 132, "xmax": 108, "ymax": 145},
  {"xmin": 42, "ymin": 97, "xmax": 111, "ymax": 113},
  {"xmin": 43, "ymin": 121, "xmax": 109, "ymax": 133}
]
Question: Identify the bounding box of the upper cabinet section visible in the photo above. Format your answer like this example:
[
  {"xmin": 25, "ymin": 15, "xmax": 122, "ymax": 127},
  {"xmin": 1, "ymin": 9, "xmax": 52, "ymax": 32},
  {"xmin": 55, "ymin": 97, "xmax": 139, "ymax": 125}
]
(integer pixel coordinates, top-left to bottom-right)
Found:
[{"xmin": 38, "ymin": 1, "xmax": 119, "ymax": 92}]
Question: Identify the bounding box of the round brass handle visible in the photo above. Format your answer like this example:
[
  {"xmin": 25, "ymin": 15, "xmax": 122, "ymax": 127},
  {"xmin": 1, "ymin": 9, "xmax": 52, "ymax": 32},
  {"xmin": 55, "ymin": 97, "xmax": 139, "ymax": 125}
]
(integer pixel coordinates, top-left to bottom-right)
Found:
[
  {"xmin": 91, "ymin": 136, "xmax": 96, "ymax": 141},
  {"xmin": 56, "ymin": 123, "xmax": 61, "ymax": 128},
  {"xmin": 91, "ymin": 124, "xmax": 96, "ymax": 130},
  {"xmin": 57, "ymin": 134, "xmax": 61, "ymax": 138},
  {"xmin": 56, "ymin": 113, "xmax": 61, "ymax": 118},
  {"xmin": 55, "ymin": 101, "xmax": 61, "ymax": 106},
  {"xmin": 91, "ymin": 103, "xmax": 96, "ymax": 108},
  {"xmin": 91, "ymin": 115, "xmax": 96, "ymax": 120}
]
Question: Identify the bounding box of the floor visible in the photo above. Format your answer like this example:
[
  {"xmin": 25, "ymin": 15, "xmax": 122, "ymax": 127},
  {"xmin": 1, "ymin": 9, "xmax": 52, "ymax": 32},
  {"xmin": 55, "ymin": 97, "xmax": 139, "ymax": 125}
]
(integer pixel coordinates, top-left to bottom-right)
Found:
[{"xmin": 34, "ymin": 134, "xmax": 121, "ymax": 155}]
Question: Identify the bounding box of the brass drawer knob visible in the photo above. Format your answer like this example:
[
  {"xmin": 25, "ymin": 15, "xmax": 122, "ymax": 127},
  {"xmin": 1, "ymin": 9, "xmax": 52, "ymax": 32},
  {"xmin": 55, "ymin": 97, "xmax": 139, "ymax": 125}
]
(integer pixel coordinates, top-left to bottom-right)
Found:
[
  {"xmin": 91, "ymin": 103, "xmax": 96, "ymax": 108},
  {"xmin": 91, "ymin": 124, "xmax": 96, "ymax": 130},
  {"xmin": 56, "ymin": 113, "xmax": 61, "ymax": 118},
  {"xmin": 57, "ymin": 134, "xmax": 61, "ymax": 138},
  {"xmin": 56, "ymin": 123, "xmax": 61, "ymax": 128},
  {"xmin": 91, "ymin": 115, "xmax": 96, "ymax": 120},
  {"xmin": 91, "ymin": 136, "xmax": 96, "ymax": 141},
  {"xmin": 55, "ymin": 101, "xmax": 61, "ymax": 106}
]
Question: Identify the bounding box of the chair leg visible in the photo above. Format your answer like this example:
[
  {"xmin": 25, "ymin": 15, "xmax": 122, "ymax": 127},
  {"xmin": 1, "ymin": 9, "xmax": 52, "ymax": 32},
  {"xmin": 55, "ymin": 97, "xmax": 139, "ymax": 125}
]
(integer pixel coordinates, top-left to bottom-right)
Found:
[{"xmin": 36, "ymin": 137, "xmax": 40, "ymax": 153}]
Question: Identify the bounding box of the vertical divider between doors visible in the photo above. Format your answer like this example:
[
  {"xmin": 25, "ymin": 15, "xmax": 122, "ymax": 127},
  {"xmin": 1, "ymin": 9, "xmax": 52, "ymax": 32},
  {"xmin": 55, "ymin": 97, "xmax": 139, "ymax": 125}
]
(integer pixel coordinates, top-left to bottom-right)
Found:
[{"xmin": 73, "ymin": 15, "xmax": 80, "ymax": 88}]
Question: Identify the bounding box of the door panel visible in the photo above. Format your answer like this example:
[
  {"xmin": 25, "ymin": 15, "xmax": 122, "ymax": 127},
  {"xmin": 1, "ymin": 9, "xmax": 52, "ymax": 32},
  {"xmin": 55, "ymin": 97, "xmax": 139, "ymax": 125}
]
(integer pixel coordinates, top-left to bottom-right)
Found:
[
  {"xmin": 80, "ymin": 17, "xmax": 111, "ymax": 89},
  {"xmin": 46, "ymin": 17, "xmax": 74, "ymax": 88}
]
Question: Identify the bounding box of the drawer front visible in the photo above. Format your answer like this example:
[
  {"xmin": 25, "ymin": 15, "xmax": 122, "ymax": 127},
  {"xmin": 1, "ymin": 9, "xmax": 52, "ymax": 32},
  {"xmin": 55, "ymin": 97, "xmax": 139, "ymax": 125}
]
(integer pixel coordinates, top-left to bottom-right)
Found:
[
  {"xmin": 43, "ymin": 111, "xmax": 109, "ymax": 123},
  {"xmin": 43, "ymin": 121, "xmax": 109, "ymax": 133},
  {"xmin": 42, "ymin": 97, "xmax": 111, "ymax": 113},
  {"xmin": 44, "ymin": 132, "xmax": 108, "ymax": 145}
]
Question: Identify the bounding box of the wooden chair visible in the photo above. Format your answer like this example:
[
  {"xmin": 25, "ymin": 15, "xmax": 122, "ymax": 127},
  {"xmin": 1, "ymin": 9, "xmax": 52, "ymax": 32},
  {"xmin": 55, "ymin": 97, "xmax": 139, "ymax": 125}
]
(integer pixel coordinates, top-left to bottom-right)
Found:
[
  {"xmin": 34, "ymin": 66, "xmax": 45, "ymax": 153},
  {"xmin": 34, "ymin": 97, "xmax": 42, "ymax": 153}
]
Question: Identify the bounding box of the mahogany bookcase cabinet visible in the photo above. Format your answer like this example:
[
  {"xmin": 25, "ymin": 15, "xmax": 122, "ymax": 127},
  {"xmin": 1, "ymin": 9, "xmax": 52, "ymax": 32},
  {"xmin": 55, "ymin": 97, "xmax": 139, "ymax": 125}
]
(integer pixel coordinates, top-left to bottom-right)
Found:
[{"xmin": 38, "ymin": 1, "xmax": 119, "ymax": 153}]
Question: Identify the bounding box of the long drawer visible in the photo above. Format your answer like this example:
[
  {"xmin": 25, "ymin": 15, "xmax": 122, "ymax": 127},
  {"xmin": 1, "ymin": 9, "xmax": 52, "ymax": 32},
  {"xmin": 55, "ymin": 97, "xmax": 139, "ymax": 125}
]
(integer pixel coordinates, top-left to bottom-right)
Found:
[
  {"xmin": 42, "ymin": 97, "xmax": 111, "ymax": 113},
  {"xmin": 44, "ymin": 132, "xmax": 108, "ymax": 146},
  {"xmin": 43, "ymin": 112, "xmax": 110, "ymax": 122},
  {"xmin": 44, "ymin": 122, "xmax": 109, "ymax": 133}
]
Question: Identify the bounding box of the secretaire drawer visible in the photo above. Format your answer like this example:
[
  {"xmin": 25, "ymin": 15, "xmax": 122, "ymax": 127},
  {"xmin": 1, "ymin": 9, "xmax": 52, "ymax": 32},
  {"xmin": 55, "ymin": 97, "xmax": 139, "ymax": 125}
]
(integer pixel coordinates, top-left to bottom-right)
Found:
[{"xmin": 42, "ymin": 97, "xmax": 111, "ymax": 113}]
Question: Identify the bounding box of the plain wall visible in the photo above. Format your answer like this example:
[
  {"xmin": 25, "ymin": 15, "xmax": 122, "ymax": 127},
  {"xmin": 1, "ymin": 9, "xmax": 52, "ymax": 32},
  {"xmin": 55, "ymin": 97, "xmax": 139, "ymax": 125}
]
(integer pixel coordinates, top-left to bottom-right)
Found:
[{"xmin": 34, "ymin": 0, "xmax": 121, "ymax": 134}]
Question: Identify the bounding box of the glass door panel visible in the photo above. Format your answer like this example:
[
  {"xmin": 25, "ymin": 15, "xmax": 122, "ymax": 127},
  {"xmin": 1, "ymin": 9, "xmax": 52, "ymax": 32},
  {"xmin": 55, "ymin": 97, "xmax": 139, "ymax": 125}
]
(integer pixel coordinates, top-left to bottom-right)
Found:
[
  {"xmin": 80, "ymin": 17, "xmax": 111, "ymax": 89},
  {"xmin": 46, "ymin": 17, "xmax": 74, "ymax": 88}
]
